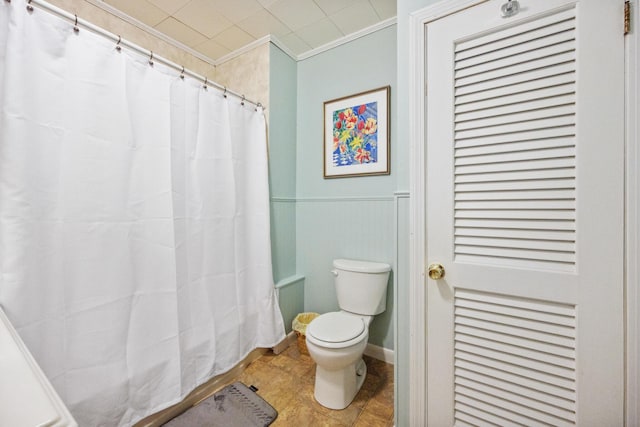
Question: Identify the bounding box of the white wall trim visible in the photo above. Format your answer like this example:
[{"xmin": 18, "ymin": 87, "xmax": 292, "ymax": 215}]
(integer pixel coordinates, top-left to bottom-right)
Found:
[
  {"xmin": 407, "ymin": 1, "xmax": 502, "ymax": 425},
  {"xmin": 272, "ymin": 196, "xmax": 395, "ymax": 203},
  {"xmin": 407, "ymin": 2, "xmax": 487, "ymax": 423},
  {"xmin": 297, "ymin": 17, "xmax": 398, "ymax": 61},
  {"xmin": 393, "ymin": 192, "xmax": 401, "ymax": 426},
  {"xmin": 267, "ymin": 34, "xmax": 298, "ymax": 62},
  {"xmin": 272, "ymin": 331, "xmax": 297, "ymax": 355},
  {"xmin": 270, "ymin": 197, "xmax": 297, "ymax": 203},
  {"xmin": 364, "ymin": 343, "xmax": 395, "ymax": 365},
  {"xmin": 274, "ymin": 274, "xmax": 305, "ymax": 290},
  {"xmin": 626, "ymin": 1, "xmax": 639, "ymax": 424},
  {"xmin": 408, "ymin": 6, "xmax": 428, "ymax": 426},
  {"xmin": 215, "ymin": 35, "xmax": 272, "ymax": 65}
]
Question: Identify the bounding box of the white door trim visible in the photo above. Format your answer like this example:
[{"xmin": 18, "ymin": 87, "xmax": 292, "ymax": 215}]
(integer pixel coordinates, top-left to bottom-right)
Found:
[
  {"xmin": 625, "ymin": 1, "xmax": 639, "ymax": 424},
  {"xmin": 408, "ymin": 1, "xmax": 487, "ymax": 423},
  {"xmin": 408, "ymin": 0, "xmax": 639, "ymax": 425}
]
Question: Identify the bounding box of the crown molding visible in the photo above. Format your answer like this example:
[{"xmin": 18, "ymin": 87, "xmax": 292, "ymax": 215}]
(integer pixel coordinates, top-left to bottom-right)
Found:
[
  {"xmin": 79, "ymin": 0, "xmax": 396, "ymax": 65},
  {"xmin": 297, "ymin": 17, "xmax": 397, "ymax": 61},
  {"xmin": 266, "ymin": 34, "xmax": 298, "ymax": 62},
  {"xmin": 214, "ymin": 35, "xmax": 272, "ymax": 65},
  {"xmin": 83, "ymin": 0, "xmax": 217, "ymax": 67}
]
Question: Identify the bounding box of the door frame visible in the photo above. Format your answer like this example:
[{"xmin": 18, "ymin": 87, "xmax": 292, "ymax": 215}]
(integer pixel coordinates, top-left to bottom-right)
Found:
[{"xmin": 407, "ymin": 0, "xmax": 639, "ymax": 425}]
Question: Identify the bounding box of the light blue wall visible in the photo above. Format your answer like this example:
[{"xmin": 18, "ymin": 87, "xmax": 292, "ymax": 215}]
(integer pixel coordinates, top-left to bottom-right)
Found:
[
  {"xmin": 269, "ymin": 8, "xmax": 439, "ymax": 423},
  {"xmin": 269, "ymin": 45, "xmax": 303, "ymax": 333},
  {"xmin": 269, "ymin": 45, "xmax": 298, "ymax": 283},
  {"xmin": 297, "ymin": 26, "xmax": 397, "ymax": 199},
  {"xmin": 296, "ymin": 25, "xmax": 397, "ymax": 350}
]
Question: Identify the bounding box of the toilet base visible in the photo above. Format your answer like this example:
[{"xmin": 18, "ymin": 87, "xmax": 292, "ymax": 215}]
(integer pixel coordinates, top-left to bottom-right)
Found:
[{"xmin": 314, "ymin": 358, "xmax": 367, "ymax": 410}]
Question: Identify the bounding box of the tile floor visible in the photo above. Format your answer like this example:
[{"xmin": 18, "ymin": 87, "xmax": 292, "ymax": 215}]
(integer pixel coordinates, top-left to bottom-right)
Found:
[{"xmin": 234, "ymin": 341, "xmax": 395, "ymax": 426}]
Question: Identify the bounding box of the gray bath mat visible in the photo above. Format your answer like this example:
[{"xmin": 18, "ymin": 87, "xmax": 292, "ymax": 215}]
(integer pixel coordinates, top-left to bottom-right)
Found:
[{"xmin": 163, "ymin": 382, "xmax": 277, "ymax": 427}]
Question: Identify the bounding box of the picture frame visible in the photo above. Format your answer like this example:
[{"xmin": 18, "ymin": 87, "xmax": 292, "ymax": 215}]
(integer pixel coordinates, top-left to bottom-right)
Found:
[{"xmin": 323, "ymin": 86, "xmax": 390, "ymax": 178}]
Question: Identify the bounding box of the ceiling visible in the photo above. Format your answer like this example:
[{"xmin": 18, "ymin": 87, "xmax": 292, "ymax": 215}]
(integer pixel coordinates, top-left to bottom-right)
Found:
[{"xmin": 100, "ymin": 0, "xmax": 397, "ymax": 61}]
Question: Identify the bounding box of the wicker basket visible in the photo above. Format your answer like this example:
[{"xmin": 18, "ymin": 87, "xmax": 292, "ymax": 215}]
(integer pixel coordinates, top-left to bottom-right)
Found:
[{"xmin": 292, "ymin": 312, "xmax": 319, "ymax": 355}]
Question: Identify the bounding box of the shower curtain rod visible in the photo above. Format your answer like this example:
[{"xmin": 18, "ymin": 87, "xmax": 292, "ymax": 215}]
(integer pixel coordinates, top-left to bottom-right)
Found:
[{"xmin": 20, "ymin": 0, "xmax": 263, "ymax": 109}]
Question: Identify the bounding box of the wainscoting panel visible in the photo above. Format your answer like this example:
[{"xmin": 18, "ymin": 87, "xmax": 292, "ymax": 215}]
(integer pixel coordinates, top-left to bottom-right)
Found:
[{"xmin": 296, "ymin": 196, "xmax": 396, "ymax": 349}]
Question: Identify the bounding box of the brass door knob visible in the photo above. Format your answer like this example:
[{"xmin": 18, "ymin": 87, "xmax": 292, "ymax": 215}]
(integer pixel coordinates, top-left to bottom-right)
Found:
[{"xmin": 428, "ymin": 263, "xmax": 445, "ymax": 280}]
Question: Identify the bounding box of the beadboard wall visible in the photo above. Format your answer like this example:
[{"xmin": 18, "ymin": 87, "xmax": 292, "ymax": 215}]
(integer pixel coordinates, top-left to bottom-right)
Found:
[{"xmin": 295, "ymin": 196, "xmax": 396, "ymax": 349}]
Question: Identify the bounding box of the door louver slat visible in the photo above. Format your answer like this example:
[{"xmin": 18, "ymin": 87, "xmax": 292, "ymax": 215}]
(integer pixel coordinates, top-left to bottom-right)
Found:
[
  {"xmin": 455, "ymin": 100, "xmax": 576, "ymax": 127},
  {"xmin": 456, "ymin": 385, "xmax": 575, "ymax": 426},
  {"xmin": 454, "ymin": 290, "xmax": 577, "ymax": 425},
  {"xmin": 454, "ymin": 8, "xmax": 576, "ymax": 53},
  {"xmin": 455, "ymin": 39, "xmax": 576, "ymax": 80},
  {"xmin": 453, "ymin": 7, "xmax": 577, "ymax": 271},
  {"xmin": 455, "ymin": 73, "xmax": 576, "ymax": 105},
  {"xmin": 456, "ymin": 179, "xmax": 575, "ymax": 192},
  {"xmin": 452, "ymin": 10, "xmax": 579, "ymax": 422},
  {"xmin": 455, "ymin": 137, "xmax": 576, "ymax": 157},
  {"xmin": 455, "ymin": 84, "xmax": 576, "ymax": 114}
]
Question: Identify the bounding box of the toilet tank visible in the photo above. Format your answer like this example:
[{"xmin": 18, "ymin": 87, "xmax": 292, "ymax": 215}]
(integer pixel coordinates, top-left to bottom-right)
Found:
[{"xmin": 333, "ymin": 259, "xmax": 391, "ymax": 316}]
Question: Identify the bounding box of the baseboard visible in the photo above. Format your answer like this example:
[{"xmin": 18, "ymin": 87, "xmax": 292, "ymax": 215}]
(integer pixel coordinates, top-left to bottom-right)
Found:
[
  {"xmin": 364, "ymin": 343, "xmax": 395, "ymax": 365},
  {"xmin": 272, "ymin": 331, "xmax": 297, "ymax": 355},
  {"xmin": 275, "ymin": 332, "xmax": 394, "ymax": 364},
  {"xmin": 133, "ymin": 347, "xmax": 267, "ymax": 427}
]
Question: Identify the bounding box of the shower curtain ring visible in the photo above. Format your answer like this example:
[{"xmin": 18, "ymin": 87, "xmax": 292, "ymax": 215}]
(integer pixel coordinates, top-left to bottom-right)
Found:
[
  {"xmin": 241, "ymin": 95, "xmax": 245, "ymax": 106},
  {"xmin": 148, "ymin": 51, "xmax": 154, "ymax": 66},
  {"xmin": 203, "ymin": 77, "xmax": 208, "ymax": 90},
  {"xmin": 115, "ymin": 35, "xmax": 122, "ymax": 52},
  {"xmin": 26, "ymin": 0, "xmax": 33, "ymax": 12},
  {"xmin": 223, "ymin": 87, "xmax": 227, "ymax": 98},
  {"xmin": 255, "ymin": 102, "xmax": 262, "ymax": 112},
  {"xmin": 73, "ymin": 14, "xmax": 79, "ymax": 33},
  {"xmin": 180, "ymin": 66, "xmax": 185, "ymax": 80}
]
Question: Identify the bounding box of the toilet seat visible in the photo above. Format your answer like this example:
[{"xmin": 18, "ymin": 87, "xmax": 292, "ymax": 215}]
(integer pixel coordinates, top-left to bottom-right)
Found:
[{"xmin": 306, "ymin": 312, "xmax": 367, "ymax": 349}]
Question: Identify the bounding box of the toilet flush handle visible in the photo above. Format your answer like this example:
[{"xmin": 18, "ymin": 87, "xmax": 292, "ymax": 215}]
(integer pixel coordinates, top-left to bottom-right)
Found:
[{"xmin": 331, "ymin": 270, "xmax": 339, "ymax": 277}]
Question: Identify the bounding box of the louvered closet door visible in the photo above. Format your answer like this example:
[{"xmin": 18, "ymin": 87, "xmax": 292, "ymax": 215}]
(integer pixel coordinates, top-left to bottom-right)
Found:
[{"xmin": 425, "ymin": 0, "xmax": 624, "ymax": 425}]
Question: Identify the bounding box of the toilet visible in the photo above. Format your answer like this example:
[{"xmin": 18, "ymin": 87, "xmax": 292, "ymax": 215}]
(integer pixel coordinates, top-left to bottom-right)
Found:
[{"xmin": 305, "ymin": 258, "xmax": 391, "ymax": 410}]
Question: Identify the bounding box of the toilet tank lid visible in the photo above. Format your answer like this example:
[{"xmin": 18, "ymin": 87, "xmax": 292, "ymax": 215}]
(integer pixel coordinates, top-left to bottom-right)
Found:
[{"xmin": 333, "ymin": 259, "xmax": 391, "ymax": 273}]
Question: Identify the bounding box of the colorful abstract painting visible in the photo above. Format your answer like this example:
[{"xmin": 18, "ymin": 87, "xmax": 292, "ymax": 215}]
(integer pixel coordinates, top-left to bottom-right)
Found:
[
  {"xmin": 331, "ymin": 102, "xmax": 379, "ymax": 167},
  {"xmin": 323, "ymin": 86, "xmax": 390, "ymax": 178}
]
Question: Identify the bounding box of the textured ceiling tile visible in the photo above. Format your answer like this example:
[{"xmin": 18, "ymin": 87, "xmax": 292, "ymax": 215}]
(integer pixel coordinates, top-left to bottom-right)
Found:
[
  {"xmin": 208, "ymin": 0, "xmax": 263, "ymax": 23},
  {"xmin": 268, "ymin": 0, "xmax": 326, "ymax": 32},
  {"xmin": 256, "ymin": 0, "xmax": 279, "ymax": 7},
  {"xmin": 369, "ymin": 0, "xmax": 397, "ymax": 19},
  {"xmin": 147, "ymin": 0, "xmax": 191, "ymax": 15},
  {"xmin": 279, "ymin": 32, "xmax": 312, "ymax": 55},
  {"xmin": 237, "ymin": 9, "xmax": 292, "ymax": 39},
  {"xmin": 194, "ymin": 39, "xmax": 231, "ymax": 60},
  {"xmin": 103, "ymin": 0, "xmax": 168, "ymax": 27},
  {"xmin": 174, "ymin": 0, "xmax": 233, "ymax": 38},
  {"xmin": 154, "ymin": 17, "xmax": 208, "ymax": 48},
  {"xmin": 296, "ymin": 18, "xmax": 343, "ymax": 48},
  {"xmin": 330, "ymin": 0, "xmax": 380, "ymax": 34},
  {"xmin": 313, "ymin": 0, "xmax": 350, "ymax": 15},
  {"xmin": 213, "ymin": 26, "xmax": 256, "ymax": 52}
]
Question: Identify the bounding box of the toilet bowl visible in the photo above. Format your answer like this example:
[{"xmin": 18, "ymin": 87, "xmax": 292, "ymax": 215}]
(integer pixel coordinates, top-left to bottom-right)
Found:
[
  {"xmin": 305, "ymin": 259, "xmax": 391, "ymax": 410},
  {"xmin": 306, "ymin": 311, "xmax": 370, "ymax": 409}
]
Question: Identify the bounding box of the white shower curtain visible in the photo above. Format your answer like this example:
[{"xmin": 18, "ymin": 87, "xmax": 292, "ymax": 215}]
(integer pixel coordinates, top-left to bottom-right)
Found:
[{"xmin": 0, "ymin": 2, "xmax": 285, "ymax": 425}]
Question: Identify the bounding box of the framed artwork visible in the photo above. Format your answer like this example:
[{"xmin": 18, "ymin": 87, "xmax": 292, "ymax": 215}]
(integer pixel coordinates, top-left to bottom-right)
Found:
[{"xmin": 323, "ymin": 86, "xmax": 390, "ymax": 178}]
